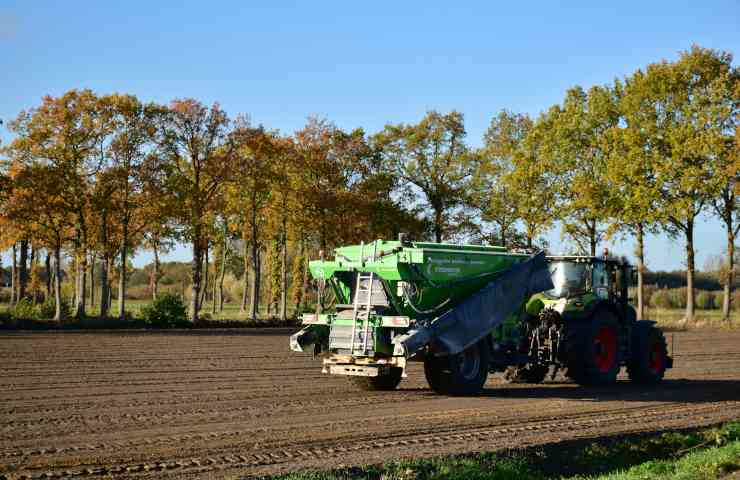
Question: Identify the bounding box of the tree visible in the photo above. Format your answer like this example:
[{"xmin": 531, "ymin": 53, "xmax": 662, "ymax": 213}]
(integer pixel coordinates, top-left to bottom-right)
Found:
[
  {"xmin": 637, "ymin": 46, "xmax": 733, "ymax": 322},
  {"xmin": 143, "ymin": 221, "xmax": 176, "ymax": 301},
  {"xmin": 155, "ymin": 99, "xmax": 233, "ymax": 322},
  {"xmin": 375, "ymin": 111, "xmax": 474, "ymax": 242},
  {"xmin": 4, "ymin": 90, "xmax": 110, "ymax": 318},
  {"xmin": 89, "ymin": 166, "xmax": 122, "ymax": 318},
  {"xmin": 501, "ymin": 113, "xmax": 558, "ymax": 250},
  {"xmin": 226, "ymin": 124, "xmax": 275, "ymax": 321},
  {"xmin": 543, "ymin": 85, "xmax": 619, "ymax": 255},
  {"xmin": 102, "ymin": 94, "xmax": 161, "ymax": 320},
  {"xmin": 0, "ymin": 163, "xmax": 73, "ymax": 320},
  {"xmin": 267, "ymin": 136, "xmax": 297, "ymax": 321},
  {"xmin": 604, "ymin": 75, "xmax": 666, "ymax": 320},
  {"xmin": 477, "ymin": 111, "xmax": 530, "ymax": 247},
  {"xmin": 709, "ymin": 79, "xmax": 740, "ymax": 320}
]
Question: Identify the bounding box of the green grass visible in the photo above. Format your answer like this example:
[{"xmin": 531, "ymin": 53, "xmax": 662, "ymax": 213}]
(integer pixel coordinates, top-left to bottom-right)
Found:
[
  {"xmin": 581, "ymin": 442, "xmax": 740, "ymax": 479},
  {"xmin": 268, "ymin": 422, "xmax": 740, "ymax": 480}
]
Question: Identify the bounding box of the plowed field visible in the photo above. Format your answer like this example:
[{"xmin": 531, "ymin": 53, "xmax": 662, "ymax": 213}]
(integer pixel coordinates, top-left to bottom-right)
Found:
[{"xmin": 1, "ymin": 329, "xmax": 739, "ymax": 479}]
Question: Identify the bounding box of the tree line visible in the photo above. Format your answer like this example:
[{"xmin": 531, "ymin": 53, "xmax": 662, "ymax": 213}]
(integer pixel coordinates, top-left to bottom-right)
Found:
[{"xmin": 0, "ymin": 45, "xmax": 737, "ymax": 323}]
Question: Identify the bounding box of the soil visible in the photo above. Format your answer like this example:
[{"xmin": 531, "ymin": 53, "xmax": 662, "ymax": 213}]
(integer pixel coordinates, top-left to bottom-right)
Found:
[{"xmin": 1, "ymin": 328, "xmax": 739, "ymax": 479}]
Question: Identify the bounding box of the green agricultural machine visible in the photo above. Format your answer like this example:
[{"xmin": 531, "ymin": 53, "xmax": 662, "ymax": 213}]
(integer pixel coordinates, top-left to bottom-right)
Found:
[{"xmin": 290, "ymin": 238, "xmax": 672, "ymax": 395}]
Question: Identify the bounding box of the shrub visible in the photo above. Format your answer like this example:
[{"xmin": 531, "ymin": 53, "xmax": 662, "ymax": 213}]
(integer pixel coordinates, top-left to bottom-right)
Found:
[
  {"xmin": 695, "ymin": 291, "xmax": 716, "ymax": 310},
  {"xmin": 650, "ymin": 289, "xmax": 671, "ymax": 309},
  {"xmin": 713, "ymin": 291, "xmax": 726, "ymax": 310},
  {"xmin": 36, "ymin": 297, "xmax": 72, "ymax": 320},
  {"xmin": 667, "ymin": 287, "xmax": 687, "ymax": 309},
  {"xmin": 10, "ymin": 298, "xmax": 37, "ymax": 321},
  {"xmin": 140, "ymin": 294, "xmax": 189, "ymax": 328},
  {"xmin": 0, "ymin": 287, "xmax": 11, "ymax": 303}
]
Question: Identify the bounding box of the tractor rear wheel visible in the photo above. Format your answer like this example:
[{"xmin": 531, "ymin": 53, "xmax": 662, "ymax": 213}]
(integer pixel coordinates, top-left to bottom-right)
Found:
[
  {"xmin": 424, "ymin": 340, "xmax": 490, "ymax": 396},
  {"xmin": 349, "ymin": 367, "xmax": 403, "ymax": 391},
  {"xmin": 628, "ymin": 325, "xmax": 668, "ymax": 384},
  {"xmin": 563, "ymin": 311, "xmax": 621, "ymax": 386},
  {"xmin": 503, "ymin": 364, "xmax": 549, "ymax": 384}
]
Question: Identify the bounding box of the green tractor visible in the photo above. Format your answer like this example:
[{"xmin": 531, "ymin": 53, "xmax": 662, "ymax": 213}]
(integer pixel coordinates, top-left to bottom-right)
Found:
[
  {"xmin": 498, "ymin": 254, "xmax": 672, "ymax": 387},
  {"xmin": 290, "ymin": 238, "xmax": 671, "ymax": 395}
]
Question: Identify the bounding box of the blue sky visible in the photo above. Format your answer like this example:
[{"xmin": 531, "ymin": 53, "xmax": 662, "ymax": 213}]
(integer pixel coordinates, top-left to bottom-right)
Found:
[{"xmin": 1, "ymin": 1, "xmax": 738, "ymax": 271}]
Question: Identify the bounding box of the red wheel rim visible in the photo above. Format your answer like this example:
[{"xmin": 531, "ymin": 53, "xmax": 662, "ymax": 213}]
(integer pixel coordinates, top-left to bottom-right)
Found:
[
  {"xmin": 648, "ymin": 340, "xmax": 664, "ymax": 373},
  {"xmin": 594, "ymin": 326, "xmax": 617, "ymax": 373}
]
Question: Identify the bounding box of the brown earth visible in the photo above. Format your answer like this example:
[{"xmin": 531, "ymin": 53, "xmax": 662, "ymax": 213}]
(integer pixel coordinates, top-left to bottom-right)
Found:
[{"xmin": 1, "ymin": 329, "xmax": 739, "ymax": 479}]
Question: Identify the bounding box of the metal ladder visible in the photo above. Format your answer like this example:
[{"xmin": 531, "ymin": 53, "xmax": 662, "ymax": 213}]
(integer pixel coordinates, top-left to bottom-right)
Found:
[{"xmin": 349, "ymin": 241, "xmax": 377, "ymax": 355}]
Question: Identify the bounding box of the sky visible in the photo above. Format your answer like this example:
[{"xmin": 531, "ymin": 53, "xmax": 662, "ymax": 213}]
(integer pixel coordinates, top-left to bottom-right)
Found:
[{"xmin": 1, "ymin": 1, "xmax": 738, "ymax": 271}]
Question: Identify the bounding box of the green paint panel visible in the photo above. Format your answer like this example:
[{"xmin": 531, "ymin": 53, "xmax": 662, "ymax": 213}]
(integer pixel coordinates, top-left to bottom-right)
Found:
[{"xmin": 309, "ymin": 239, "xmax": 529, "ymax": 318}]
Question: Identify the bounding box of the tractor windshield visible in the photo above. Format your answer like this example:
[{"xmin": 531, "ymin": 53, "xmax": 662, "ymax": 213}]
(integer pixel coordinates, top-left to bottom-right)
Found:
[{"xmin": 546, "ymin": 261, "xmax": 589, "ymax": 298}]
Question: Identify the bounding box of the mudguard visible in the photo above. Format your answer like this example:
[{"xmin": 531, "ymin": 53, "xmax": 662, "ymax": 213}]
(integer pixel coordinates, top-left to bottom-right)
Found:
[{"xmin": 395, "ymin": 251, "xmax": 554, "ymax": 357}]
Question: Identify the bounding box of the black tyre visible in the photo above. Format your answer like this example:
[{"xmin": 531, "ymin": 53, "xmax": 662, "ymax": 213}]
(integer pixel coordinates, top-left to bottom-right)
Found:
[
  {"xmin": 628, "ymin": 325, "xmax": 668, "ymax": 384},
  {"xmin": 563, "ymin": 311, "xmax": 621, "ymax": 386},
  {"xmin": 349, "ymin": 367, "xmax": 403, "ymax": 391},
  {"xmin": 503, "ymin": 364, "xmax": 549, "ymax": 384},
  {"xmin": 424, "ymin": 340, "xmax": 490, "ymax": 396}
]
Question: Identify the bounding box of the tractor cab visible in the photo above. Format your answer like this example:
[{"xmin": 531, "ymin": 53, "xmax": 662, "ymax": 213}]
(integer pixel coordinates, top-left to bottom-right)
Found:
[{"xmin": 543, "ymin": 253, "xmax": 634, "ymax": 323}]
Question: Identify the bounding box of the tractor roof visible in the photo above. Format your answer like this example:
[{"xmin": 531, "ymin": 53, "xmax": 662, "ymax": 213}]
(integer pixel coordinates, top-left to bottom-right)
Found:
[{"xmin": 547, "ymin": 255, "xmax": 630, "ymax": 266}]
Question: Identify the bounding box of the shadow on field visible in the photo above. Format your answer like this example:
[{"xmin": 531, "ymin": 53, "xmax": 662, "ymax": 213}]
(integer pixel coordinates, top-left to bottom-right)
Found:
[{"xmin": 471, "ymin": 378, "xmax": 740, "ymax": 403}]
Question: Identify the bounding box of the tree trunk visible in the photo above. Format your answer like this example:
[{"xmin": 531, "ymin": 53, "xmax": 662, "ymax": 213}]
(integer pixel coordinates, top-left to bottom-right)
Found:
[
  {"xmin": 434, "ymin": 207, "xmax": 443, "ymax": 243},
  {"xmin": 100, "ymin": 255, "xmax": 110, "ymax": 318},
  {"xmin": 53, "ymin": 242, "xmax": 64, "ymax": 322},
  {"xmin": 240, "ymin": 239, "xmax": 249, "ymax": 313},
  {"xmin": 77, "ymin": 249, "xmax": 88, "ymax": 318},
  {"xmin": 73, "ymin": 255, "xmax": 79, "ymax": 311},
  {"xmin": 211, "ymin": 245, "xmax": 218, "ymax": 315},
  {"xmin": 82, "ymin": 256, "xmax": 88, "ymax": 311},
  {"xmin": 200, "ymin": 243, "xmax": 209, "ymax": 308},
  {"xmin": 44, "ymin": 251, "xmax": 51, "ymax": 302},
  {"xmin": 152, "ymin": 244, "xmax": 161, "ymax": 301},
  {"xmin": 249, "ymin": 242, "xmax": 260, "ymax": 321},
  {"xmin": 685, "ymin": 219, "xmax": 695, "ymax": 323},
  {"xmin": 89, "ymin": 253, "xmax": 96, "ymax": 307},
  {"xmin": 191, "ymin": 235, "xmax": 203, "ymax": 322},
  {"xmin": 280, "ymin": 229, "xmax": 287, "ymax": 322},
  {"xmin": 301, "ymin": 245, "xmax": 309, "ymax": 311},
  {"xmin": 107, "ymin": 277, "xmax": 112, "ymax": 312},
  {"xmin": 722, "ymin": 213, "xmax": 735, "ymax": 321},
  {"xmin": 118, "ymin": 219, "xmax": 128, "ymax": 321},
  {"xmin": 18, "ymin": 239, "xmax": 28, "ymax": 300},
  {"xmin": 635, "ymin": 223, "xmax": 646, "ymax": 321},
  {"xmin": 218, "ymin": 236, "xmax": 227, "ymax": 313},
  {"xmin": 589, "ymin": 222, "xmax": 597, "ymax": 257},
  {"xmin": 292, "ymin": 239, "xmax": 307, "ymax": 313},
  {"xmin": 10, "ymin": 243, "xmax": 16, "ymax": 305}
]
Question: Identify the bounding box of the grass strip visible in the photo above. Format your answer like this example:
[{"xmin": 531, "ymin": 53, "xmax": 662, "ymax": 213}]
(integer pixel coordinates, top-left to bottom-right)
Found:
[{"xmin": 271, "ymin": 421, "xmax": 740, "ymax": 480}]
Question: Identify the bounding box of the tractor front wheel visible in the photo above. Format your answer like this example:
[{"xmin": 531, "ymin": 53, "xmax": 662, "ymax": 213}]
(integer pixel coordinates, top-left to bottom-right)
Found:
[
  {"xmin": 350, "ymin": 367, "xmax": 403, "ymax": 391},
  {"xmin": 424, "ymin": 340, "xmax": 490, "ymax": 396}
]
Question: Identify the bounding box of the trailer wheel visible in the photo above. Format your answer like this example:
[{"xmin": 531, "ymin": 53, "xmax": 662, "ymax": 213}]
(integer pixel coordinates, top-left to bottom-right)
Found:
[
  {"xmin": 627, "ymin": 326, "xmax": 667, "ymax": 384},
  {"xmin": 503, "ymin": 364, "xmax": 549, "ymax": 384},
  {"xmin": 424, "ymin": 340, "xmax": 490, "ymax": 396},
  {"xmin": 564, "ymin": 311, "xmax": 621, "ymax": 386},
  {"xmin": 349, "ymin": 367, "xmax": 403, "ymax": 391}
]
